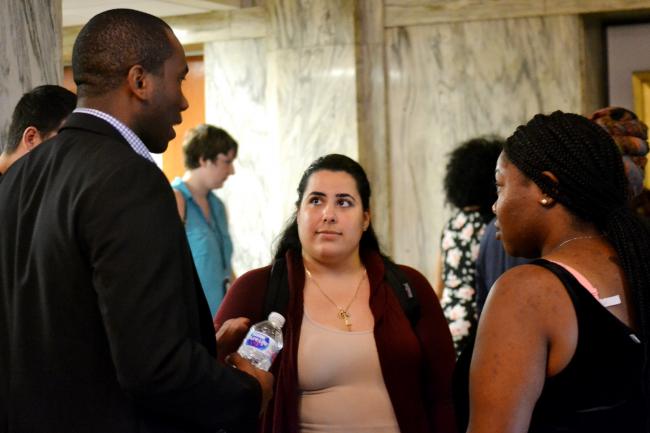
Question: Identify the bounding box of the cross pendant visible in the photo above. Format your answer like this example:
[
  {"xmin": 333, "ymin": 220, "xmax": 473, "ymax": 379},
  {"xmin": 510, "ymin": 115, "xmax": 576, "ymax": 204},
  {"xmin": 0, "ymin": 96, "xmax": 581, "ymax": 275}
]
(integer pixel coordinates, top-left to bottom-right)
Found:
[{"xmin": 338, "ymin": 309, "xmax": 352, "ymax": 331}]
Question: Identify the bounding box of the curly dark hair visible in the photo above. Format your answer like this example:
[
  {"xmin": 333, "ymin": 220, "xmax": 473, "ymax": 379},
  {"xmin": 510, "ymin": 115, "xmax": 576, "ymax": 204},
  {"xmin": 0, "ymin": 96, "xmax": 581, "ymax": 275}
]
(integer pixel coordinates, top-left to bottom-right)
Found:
[
  {"xmin": 505, "ymin": 110, "xmax": 650, "ymax": 419},
  {"xmin": 443, "ymin": 137, "xmax": 504, "ymax": 218}
]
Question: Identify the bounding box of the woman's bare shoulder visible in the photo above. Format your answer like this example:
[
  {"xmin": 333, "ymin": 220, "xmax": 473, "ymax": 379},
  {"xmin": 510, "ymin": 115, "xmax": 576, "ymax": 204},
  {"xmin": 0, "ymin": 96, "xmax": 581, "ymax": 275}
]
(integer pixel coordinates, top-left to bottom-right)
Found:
[{"xmin": 483, "ymin": 263, "xmax": 572, "ymax": 326}]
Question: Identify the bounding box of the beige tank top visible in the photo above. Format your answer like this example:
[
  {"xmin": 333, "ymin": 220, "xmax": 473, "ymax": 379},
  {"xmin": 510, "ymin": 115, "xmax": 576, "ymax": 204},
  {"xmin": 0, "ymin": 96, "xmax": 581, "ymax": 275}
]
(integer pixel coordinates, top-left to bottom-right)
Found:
[{"xmin": 297, "ymin": 311, "xmax": 400, "ymax": 433}]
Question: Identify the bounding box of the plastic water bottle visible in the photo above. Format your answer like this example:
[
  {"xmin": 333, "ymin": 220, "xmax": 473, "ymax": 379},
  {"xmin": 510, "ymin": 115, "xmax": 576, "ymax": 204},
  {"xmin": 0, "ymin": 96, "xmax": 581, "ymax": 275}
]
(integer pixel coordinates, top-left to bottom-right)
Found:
[{"xmin": 237, "ymin": 312, "xmax": 285, "ymax": 371}]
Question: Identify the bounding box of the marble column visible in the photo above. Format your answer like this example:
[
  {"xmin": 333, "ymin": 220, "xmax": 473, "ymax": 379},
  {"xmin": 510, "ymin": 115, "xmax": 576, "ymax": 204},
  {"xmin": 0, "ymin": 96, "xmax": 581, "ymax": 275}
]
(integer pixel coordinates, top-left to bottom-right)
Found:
[
  {"xmin": 266, "ymin": 0, "xmax": 359, "ymax": 220},
  {"xmin": 1, "ymin": 0, "xmax": 62, "ymax": 148},
  {"xmin": 205, "ymin": 4, "xmax": 595, "ymax": 284},
  {"xmin": 204, "ymin": 37, "xmax": 274, "ymax": 273},
  {"xmin": 386, "ymin": 15, "xmax": 584, "ymax": 281},
  {"xmin": 205, "ymin": 0, "xmax": 364, "ymax": 274},
  {"xmin": 354, "ymin": 0, "xmax": 392, "ymax": 252}
]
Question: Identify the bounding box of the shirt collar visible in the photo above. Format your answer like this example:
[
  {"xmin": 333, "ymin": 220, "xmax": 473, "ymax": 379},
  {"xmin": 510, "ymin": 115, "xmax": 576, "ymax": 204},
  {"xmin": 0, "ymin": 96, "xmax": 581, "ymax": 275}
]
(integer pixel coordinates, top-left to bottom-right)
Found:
[{"xmin": 73, "ymin": 108, "xmax": 154, "ymax": 163}]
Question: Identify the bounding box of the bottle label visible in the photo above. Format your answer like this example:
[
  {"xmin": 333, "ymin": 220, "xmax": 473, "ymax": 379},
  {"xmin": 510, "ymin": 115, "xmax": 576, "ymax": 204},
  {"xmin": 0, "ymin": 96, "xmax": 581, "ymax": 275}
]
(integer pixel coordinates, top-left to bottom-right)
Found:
[{"xmin": 244, "ymin": 330, "xmax": 271, "ymax": 351}]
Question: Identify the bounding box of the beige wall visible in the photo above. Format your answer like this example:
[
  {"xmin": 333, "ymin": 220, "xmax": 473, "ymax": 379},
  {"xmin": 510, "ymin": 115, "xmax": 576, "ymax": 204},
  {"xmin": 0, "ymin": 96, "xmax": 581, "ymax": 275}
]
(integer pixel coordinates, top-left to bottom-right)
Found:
[{"xmin": 608, "ymin": 22, "xmax": 650, "ymax": 110}]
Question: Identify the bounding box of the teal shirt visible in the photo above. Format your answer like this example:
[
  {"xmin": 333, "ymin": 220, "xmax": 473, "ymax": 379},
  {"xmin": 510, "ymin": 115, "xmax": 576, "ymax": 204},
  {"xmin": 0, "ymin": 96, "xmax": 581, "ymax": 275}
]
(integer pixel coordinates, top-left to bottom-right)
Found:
[{"xmin": 172, "ymin": 178, "xmax": 233, "ymax": 316}]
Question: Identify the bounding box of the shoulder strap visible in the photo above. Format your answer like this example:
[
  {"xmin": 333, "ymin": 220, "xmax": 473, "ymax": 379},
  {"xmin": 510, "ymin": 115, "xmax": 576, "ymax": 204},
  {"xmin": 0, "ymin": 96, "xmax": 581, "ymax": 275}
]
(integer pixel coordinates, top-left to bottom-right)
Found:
[
  {"xmin": 382, "ymin": 257, "xmax": 420, "ymax": 328},
  {"xmin": 263, "ymin": 257, "xmax": 289, "ymax": 319},
  {"xmin": 527, "ymin": 258, "xmax": 584, "ymax": 307}
]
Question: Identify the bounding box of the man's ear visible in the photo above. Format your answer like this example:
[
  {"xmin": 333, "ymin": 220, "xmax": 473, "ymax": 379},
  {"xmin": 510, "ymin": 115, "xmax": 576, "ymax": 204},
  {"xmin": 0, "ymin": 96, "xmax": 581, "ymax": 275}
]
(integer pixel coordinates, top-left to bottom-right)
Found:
[
  {"xmin": 127, "ymin": 65, "xmax": 149, "ymax": 99},
  {"xmin": 22, "ymin": 126, "xmax": 43, "ymax": 151}
]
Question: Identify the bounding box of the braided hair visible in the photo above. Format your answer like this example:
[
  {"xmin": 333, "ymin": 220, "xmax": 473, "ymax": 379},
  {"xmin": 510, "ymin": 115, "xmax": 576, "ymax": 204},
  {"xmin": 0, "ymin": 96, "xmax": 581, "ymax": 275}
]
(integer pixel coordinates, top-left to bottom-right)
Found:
[{"xmin": 505, "ymin": 110, "xmax": 650, "ymax": 417}]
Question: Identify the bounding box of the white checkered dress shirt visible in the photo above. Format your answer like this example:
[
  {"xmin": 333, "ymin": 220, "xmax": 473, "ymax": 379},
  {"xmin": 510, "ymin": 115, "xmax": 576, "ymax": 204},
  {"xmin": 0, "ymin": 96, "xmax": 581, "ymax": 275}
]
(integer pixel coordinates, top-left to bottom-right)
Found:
[{"xmin": 73, "ymin": 108, "xmax": 154, "ymax": 163}]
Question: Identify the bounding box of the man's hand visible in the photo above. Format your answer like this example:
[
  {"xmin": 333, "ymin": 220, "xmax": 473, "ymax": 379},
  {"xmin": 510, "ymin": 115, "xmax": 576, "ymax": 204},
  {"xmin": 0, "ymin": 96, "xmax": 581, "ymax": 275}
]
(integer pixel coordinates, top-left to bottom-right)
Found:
[
  {"xmin": 215, "ymin": 317, "xmax": 250, "ymax": 363},
  {"xmin": 227, "ymin": 353, "xmax": 274, "ymax": 415}
]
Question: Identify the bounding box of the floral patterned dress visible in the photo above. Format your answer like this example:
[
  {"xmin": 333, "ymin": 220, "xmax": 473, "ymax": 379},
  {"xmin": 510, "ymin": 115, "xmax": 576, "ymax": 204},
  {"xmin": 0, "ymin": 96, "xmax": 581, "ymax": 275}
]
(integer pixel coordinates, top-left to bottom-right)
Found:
[{"xmin": 440, "ymin": 209, "xmax": 486, "ymax": 356}]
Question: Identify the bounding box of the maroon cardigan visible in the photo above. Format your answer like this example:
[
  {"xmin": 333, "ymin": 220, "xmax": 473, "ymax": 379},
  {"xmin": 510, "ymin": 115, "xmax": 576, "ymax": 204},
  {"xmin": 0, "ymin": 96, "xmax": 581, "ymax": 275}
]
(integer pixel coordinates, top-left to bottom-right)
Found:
[{"xmin": 215, "ymin": 250, "xmax": 457, "ymax": 433}]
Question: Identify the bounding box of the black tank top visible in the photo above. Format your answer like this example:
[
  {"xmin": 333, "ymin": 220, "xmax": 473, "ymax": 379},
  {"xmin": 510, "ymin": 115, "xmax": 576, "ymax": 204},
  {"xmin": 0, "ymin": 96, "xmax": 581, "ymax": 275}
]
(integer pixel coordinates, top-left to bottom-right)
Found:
[{"xmin": 453, "ymin": 259, "xmax": 646, "ymax": 433}]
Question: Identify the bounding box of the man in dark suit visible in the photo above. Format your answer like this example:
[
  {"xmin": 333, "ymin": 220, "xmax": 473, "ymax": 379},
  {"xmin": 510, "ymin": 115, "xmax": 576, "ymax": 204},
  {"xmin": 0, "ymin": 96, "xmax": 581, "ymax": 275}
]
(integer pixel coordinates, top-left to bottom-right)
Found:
[{"xmin": 0, "ymin": 9, "xmax": 272, "ymax": 433}]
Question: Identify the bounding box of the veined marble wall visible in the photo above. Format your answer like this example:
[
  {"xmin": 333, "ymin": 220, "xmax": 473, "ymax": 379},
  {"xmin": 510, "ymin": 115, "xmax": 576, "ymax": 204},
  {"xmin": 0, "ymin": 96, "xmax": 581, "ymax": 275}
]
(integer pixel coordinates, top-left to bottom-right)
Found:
[
  {"xmin": 386, "ymin": 15, "xmax": 584, "ymax": 281},
  {"xmin": 204, "ymin": 6, "xmax": 596, "ymax": 281},
  {"xmin": 266, "ymin": 0, "xmax": 359, "ymax": 231},
  {"xmin": 355, "ymin": 0, "xmax": 392, "ymax": 253},
  {"xmin": 1, "ymin": 0, "xmax": 62, "ymax": 149},
  {"xmin": 206, "ymin": 0, "xmax": 361, "ymax": 274},
  {"xmin": 204, "ymin": 38, "xmax": 276, "ymax": 274}
]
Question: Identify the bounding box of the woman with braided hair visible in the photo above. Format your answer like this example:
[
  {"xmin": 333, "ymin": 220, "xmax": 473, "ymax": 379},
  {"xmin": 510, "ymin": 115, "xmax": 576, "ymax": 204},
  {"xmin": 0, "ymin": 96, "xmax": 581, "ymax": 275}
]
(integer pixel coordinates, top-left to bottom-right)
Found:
[{"xmin": 456, "ymin": 111, "xmax": 649, "ymax": 433}]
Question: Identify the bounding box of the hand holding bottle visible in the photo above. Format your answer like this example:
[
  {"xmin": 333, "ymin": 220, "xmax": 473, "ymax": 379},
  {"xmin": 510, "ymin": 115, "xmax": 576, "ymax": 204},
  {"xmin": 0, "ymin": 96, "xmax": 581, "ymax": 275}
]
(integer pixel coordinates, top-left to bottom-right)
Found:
[
  {"xmin": 215, "ymin": 317, "xmax": 251, "ymax": 363},
  {"xmin": 237, "ymin": 312, "xmax": 285, "ymax": 371}
]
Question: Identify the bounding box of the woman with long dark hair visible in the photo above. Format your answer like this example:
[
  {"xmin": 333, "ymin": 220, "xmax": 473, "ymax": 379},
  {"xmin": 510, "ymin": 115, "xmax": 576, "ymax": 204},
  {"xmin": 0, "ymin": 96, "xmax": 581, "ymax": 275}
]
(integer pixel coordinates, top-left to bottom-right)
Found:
[{"xmin": 216, "ymin": 154, "xmax": 456, "ymax": 433}]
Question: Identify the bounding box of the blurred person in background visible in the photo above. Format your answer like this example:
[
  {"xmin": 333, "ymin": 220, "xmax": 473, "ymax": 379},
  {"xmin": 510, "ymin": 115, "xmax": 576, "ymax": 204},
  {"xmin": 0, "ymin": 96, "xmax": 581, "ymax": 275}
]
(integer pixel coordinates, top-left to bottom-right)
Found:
[
  {"xmin": 0, "ymin": 84, "xmax": 76, "ymax": 175},
  {"xmin": 590, "ymin": 106, "xmax": 649, "ymax": 220},
  {"xmin": 172, "ymin": 124, "xmax": 237, "ymax": 316},
  {"xmin": 434, "ymin": 137, "xmax": 503, "ymax": 356}
]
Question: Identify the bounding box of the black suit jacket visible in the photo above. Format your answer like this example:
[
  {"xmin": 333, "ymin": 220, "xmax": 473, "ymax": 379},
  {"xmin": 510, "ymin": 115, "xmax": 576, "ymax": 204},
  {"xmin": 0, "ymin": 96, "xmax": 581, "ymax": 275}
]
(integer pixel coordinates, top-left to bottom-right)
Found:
[{"xmin": 0, "ymin": 113, "xmax": 260, "ymax": 433}]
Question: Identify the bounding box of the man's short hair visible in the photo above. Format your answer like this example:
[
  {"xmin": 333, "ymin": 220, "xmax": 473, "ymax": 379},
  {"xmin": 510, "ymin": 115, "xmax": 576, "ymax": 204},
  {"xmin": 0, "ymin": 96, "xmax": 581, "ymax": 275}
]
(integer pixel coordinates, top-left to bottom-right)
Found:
[
  {"xmin": 4, "ymin": 85, "xmax": 77, "ymax": 154},
  {"xmin": 72, "ymin": 9, "xmax": 174, "ymax": 98}
]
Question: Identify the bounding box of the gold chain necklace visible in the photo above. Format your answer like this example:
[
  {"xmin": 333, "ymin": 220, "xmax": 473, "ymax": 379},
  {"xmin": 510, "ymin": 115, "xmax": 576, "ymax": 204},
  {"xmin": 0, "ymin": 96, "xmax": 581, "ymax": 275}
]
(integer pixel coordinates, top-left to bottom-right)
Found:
[{"xmin": 305, "ymin": 267, "xmax": 367, "ymax": 331}]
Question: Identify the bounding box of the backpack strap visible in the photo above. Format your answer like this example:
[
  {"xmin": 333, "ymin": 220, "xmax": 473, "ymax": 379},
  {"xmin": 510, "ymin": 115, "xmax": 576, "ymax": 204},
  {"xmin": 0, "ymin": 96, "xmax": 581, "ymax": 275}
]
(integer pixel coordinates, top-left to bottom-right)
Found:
[
  {"xmin": 263, "ymin": 257, "xmax": 289, "ymax": 319},
  {"xmin": 264, "ymin": 255, "xmax": 420, "ymax": 328},
  {"xmin": 382, "ymin": 257, "xmax": 420, "ymax": 328}
]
